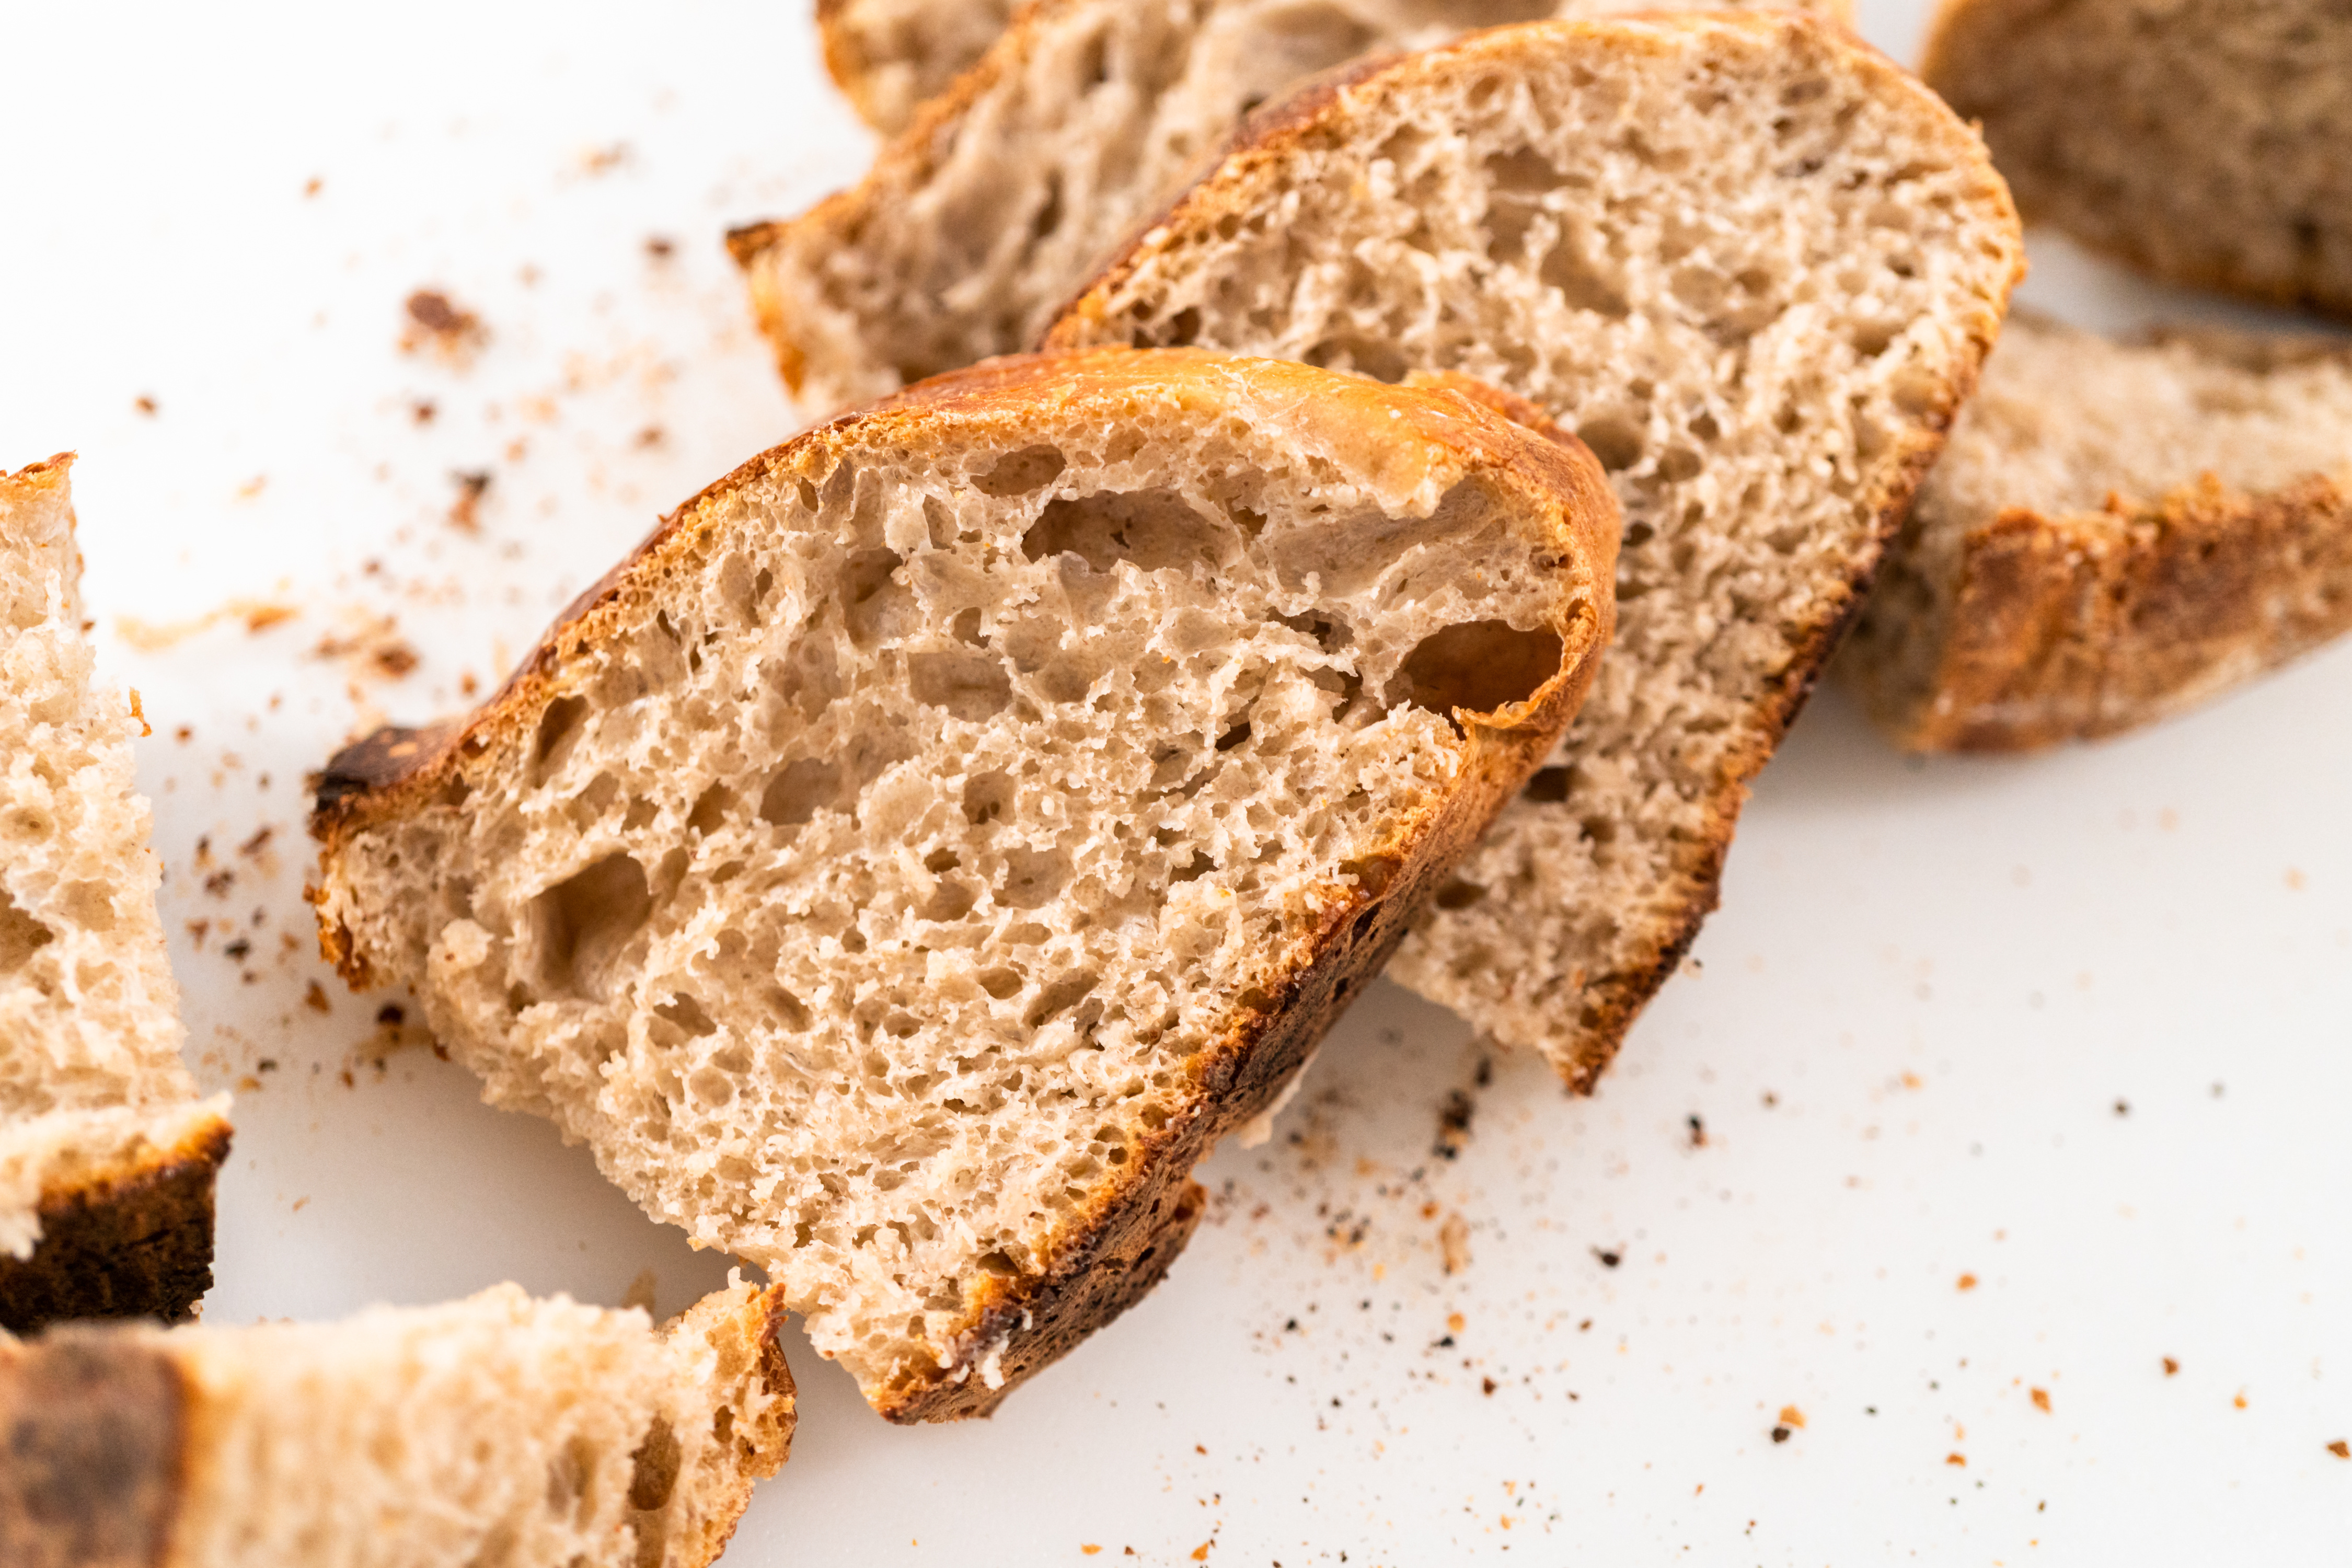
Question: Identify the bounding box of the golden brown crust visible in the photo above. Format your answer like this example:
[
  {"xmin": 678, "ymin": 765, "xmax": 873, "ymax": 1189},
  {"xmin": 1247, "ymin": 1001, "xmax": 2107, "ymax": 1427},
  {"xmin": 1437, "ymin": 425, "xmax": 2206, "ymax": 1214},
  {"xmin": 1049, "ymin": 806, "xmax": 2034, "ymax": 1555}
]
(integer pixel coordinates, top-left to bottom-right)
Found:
[
  {"xmin": 1045, "ymin": 12, "xmax": 2020, "ymax": 1090},
  {"xmin": 0, "ymin": 1330, "xmax": 187, "ymax": 1568},
  {"xmin": 309, "ymin": 347, "xmax": 1616, "ymax": 1417},
  {"xmin": 1899, "ymin": 470, "xmax": 2352, "ymax": 752},
  {"xmin": 0, "ymin": 1115, "xmax": 231, "ymax": 1337}
]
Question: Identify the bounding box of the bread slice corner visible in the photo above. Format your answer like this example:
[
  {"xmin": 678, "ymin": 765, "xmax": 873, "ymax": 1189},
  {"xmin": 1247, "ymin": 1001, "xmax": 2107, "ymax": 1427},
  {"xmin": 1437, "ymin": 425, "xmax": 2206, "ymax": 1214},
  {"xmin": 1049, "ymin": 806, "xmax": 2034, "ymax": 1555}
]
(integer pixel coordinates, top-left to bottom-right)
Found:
[
  {"xmin": 1, "ymin": 454, "xmax": 232, "ymax": 1333},
  {"xmin": 0, "ymin": 1278, "xmax": 794, "ymax": 1567},
  {"xmin": 1839, "ymin": 310, "xmax": 2352, "ymax": 750}
]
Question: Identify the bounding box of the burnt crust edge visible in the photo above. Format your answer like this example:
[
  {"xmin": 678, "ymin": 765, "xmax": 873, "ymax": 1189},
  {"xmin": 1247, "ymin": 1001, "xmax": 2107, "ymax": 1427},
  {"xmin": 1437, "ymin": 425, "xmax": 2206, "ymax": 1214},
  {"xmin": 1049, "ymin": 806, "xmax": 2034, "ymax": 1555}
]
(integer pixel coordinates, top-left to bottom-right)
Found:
[{"xmin": 0, "ymin": 1115, "xmax": 232, "ymax": 1338}]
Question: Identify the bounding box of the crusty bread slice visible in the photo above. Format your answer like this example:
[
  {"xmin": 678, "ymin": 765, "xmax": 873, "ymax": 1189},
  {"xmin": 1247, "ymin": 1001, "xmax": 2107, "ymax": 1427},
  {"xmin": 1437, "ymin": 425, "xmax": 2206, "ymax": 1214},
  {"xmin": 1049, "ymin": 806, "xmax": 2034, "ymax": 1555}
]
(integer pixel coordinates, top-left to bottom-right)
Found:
[
  {"xmin": 0, "ymin": 1279, "xmax": 794, "ymax": 1567},
  {"xmin": 1050, "ymin": 13, "xmax": 2023, "ymax": 1087},
  {"xmin": 308, "ymin": 348, "xmax": 1618, "ymax": 1420},
  {"xmin": 0, "ymin": 456, "xmax": 231, "ymax": 1334},
  {"xmin": 1923, "ymin": 0, "xmax": 2352, "ymax": 319},
  {"xmin": 818, "ymin": 0, "xmax": 1023, "ymax": 135},
  {"xmin": 737, "ymin": 0, "xmax": 1853, "ymax": 413},
  {"xmin": 1840, "ymin": 311, "xmax": 2352, "ymax": 750}
]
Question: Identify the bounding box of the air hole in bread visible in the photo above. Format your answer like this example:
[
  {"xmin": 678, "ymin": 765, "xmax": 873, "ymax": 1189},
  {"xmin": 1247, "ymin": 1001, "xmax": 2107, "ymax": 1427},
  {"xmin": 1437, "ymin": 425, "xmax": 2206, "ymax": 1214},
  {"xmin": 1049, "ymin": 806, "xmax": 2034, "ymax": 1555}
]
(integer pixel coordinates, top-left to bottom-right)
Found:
[
  {"xmin": 1388, "ymin": 620, "xmax": 1563, "ymax": 717},
  {"xmin": 531, "ymin": 854, "xmax": 651, "ymax": 1002},
  {"xmin": 535, "ymin": 695, "xmax": 589, "ymax": 774},
  {"xmin": 758, "ymin": 759, "xmax": 844, "ymax": 827},
  {"xmin": 0, "ymin": 891, "xmax": 57, "ymax": 975},
  {"xmin": 1021, "ymin": 487, "xmax": 1228, "ymax": 575},
  {"xmin": 1433, "ymin": 877, "xmax": 1486, "ymax": 910},
  {"xmin": 997, "ymin": 844, "xmax": 1072, "ymax": 909},
  {"xmin": 907, "ymin": 650, "xmax": 1014, "ymax": 720},
  {"xmin": 1521, "ymin": 765, "xmax": 1573, "ymax": 804},
  {"xmin": 1576, "ymin": 416, "xmax": 1645, "ymax": 474},
  {"xmin": 973, "ymin": 444, "xmax": 1068, "ymax": 497}
]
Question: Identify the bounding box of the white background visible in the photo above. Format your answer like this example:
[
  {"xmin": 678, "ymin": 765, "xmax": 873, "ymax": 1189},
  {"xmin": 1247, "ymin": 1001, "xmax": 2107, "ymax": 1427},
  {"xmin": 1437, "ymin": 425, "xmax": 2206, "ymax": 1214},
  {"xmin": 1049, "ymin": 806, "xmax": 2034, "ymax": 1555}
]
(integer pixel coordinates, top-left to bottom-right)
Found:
[{"xmin": 5, "ymin": 2, "xmax": 2349, "ymax": 1560}]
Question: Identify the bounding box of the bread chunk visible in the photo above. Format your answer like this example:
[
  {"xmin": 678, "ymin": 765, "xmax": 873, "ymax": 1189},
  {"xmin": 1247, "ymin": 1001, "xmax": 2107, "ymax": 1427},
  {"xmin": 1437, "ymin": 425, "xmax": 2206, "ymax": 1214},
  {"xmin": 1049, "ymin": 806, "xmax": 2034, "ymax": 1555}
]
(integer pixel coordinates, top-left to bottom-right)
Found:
[
  {"xmin": 1842, "ymin": 312, "xmax": 2352, "ymax": 751},
  {"xmin": 309, "ymin": 349, "xmax": 1618, "ymax": 1420},
  {"xmin": 1050, "ymin": 14, "xmax": 2023, "ymax": 1086},
  {"xmin": 0, "ymin": 1280, "xmax": 794, "ymax": 1568},
  {"xmin": 0, "ymin": 457, "xmax": 230, "ymax": 1333},
  {"xmin": 1924, "ymin": 0, "xmax": 2352, "ymax": 319},
  {"xmin": 818, "ymin": 0, "xmax": 1022, "ymax": 135},
  {"xmin": 739, "ymin": 0, "xmax": 1852, "ymax": 413}
]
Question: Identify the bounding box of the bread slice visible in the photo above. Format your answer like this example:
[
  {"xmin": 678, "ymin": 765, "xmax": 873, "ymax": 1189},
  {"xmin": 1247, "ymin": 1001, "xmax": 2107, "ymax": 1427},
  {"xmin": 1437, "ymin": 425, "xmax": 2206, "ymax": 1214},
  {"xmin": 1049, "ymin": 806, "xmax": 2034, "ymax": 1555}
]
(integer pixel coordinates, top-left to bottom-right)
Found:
[
  {"xmin": 308, "ymin": 348, "xmax": 1618, "ymax": 1420},
  {"xmin": 1049, "ymin": 13, "xmax": 2024, "ymax": 1086},
  {"xmin": 819, "ymin": 0, "xmax": 1023, "ymax": 135},
  {"xmin": 0, "ymin": 456, "xmax": 231, "ymax": 1334},
  {"xmin": 1840, "ymin": 311, "xmax": 2352, "ymax": 751},
  {"xmin": 735, "ymin": 0, "xmax": 1853, "ymax": 414},
  {"xmin": 1923, "ymin": 0, "xmax": 2352, "ymax": 320},
  {"xmin": 0, "ymin": 1278, "xmax": 794, "ymax": 1567}
]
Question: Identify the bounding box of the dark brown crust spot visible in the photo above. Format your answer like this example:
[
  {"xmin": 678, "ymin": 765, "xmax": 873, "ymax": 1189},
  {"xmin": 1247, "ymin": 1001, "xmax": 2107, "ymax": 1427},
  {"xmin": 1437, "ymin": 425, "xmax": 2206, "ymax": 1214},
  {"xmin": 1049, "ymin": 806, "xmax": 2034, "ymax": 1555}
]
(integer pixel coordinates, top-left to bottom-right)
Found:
[
  {"xmin": 0, "ymin": 1119, "xmax": 232, "ymax": 1337},
  {"xmin": 0, "ymin": 1333, "xmax": 187, "ymax": 1568}
]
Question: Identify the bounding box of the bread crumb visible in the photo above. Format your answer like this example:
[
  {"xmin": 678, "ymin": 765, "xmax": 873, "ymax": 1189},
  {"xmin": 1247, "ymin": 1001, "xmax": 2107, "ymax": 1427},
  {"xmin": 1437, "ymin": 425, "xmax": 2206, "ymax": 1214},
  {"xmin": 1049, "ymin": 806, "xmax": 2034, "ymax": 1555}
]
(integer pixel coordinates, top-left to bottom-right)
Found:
[
  {"xmin": 2030, "ymin": 1388, "xmax": 2050, "ymax": 1413},
  {"xmin": 303, "ymin": 981, "xmax": 331, "ymax": 1014},
  {"xmin": 134, "ymin": 395, "xmax": 157, "ymax": 416},
  {"xmin": 402, "ymin": 289, "xmax": 487, "ymax": 362},
  {"xmin": 1957, "ymin": 1273, "xmax": 1978, "ymax": 1291},
  {"xmin": 1778, "ymin": 1405, "xmax": 1806, "ymax": 1429},
  {"xmin": 448, "ymin": 470, "xmax": 491, "ymax": 533},
  {"xmin": 2163, "ymin": 1356, "xmax": 2180, "ymax": 1376},
  {"xmin": 1438, "ymin": 1213, "xmax": 1471, "ymax": 1275},
  {"xmin": 2327, "ymin": 1440, "xmax": 2349, "ymax": 1459},
  {"xmin": 2234, "ymin": 1390, "xmax": 2248, "ymax": 1409},
  {"xmin": 1946, "ymin": 1452, "xmax": 1966, "ymax": 1467}
]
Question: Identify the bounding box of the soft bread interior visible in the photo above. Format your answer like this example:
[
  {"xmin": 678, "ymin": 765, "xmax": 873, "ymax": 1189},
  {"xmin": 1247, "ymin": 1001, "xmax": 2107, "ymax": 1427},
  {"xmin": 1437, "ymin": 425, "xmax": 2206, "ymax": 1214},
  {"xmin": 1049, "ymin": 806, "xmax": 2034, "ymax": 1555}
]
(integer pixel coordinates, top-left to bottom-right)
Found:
[
  {"xmin": 317, "ymin": 359, "xmax": 1596, "ymax": 1402},
  {"xmin": 1050, "ymin": 15, "xmax": 2021, "ymax": 1077}
]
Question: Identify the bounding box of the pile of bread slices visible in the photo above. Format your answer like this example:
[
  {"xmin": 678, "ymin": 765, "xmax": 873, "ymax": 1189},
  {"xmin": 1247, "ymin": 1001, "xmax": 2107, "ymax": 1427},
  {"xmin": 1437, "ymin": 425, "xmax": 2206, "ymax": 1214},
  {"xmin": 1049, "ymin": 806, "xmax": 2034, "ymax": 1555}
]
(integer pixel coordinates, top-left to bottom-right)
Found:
[{"xmin": 5, "ymin": 1, "xmax": 2347, "ymax": 1561}]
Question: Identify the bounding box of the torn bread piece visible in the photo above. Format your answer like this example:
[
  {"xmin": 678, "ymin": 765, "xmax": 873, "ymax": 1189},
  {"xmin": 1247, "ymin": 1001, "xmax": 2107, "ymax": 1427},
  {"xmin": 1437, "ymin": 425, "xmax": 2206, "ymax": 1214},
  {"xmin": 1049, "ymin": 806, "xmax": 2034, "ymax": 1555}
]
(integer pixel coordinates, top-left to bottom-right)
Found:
[
  {"xmin": 1924, "ymin": 0, "xmax": 2352, "ymax": 319},
  {"xmin": 0, "ymin": 1279, "xmax": 794, "ymax": 1567},
  {"xmin": 1048, "ymin": 13, "xmax": 2023, "ymax": 1087},
  {"xmin": 741, "ymin": 0, "xmax": 1854, "ymax": 412},
  {"xmin": 1842, "ymin": 311, "xmax": 2352, "ymax": 751},
  {"xmin": 309, "ymin": 349, "xmax": 1618, "ymax": 1420},
  {"xmin": 818, "ymin": 0, "xmax": 1022, "ymax": 135},
  {"xmin": 0, "ymin": 456, "xmax": 230, "ymax": 1334}
]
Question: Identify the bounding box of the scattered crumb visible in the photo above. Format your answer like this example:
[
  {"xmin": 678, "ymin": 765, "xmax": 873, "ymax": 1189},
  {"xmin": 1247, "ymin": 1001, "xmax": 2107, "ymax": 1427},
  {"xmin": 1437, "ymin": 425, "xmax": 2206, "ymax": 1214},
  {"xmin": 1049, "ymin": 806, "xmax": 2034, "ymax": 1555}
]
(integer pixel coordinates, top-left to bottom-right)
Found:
[
  {"xmin": 1778, "ymin": 1405, "xmax": 1806, "ymax": 1429},
  {"xmin": 134, "ymin": 394, "xmax": 157, "ymax": 416},
  {"xmin": 645, "ymin": 235, "xmax": 675, "ymax": 259},
  {"xmin": 1945, "ymin": 1453, "xmax": 1966, "ymax": 1468},
  {"xmin": 1481, "ymin": 1377, "xmax": 1497, "ymax": 1396},
  {"xmin": 2234, "ymin": 1391, "xmax": 2248, "ymax": 1410},
  {"xmin": 412, "ymin": 398, "xmax": 437, "ymax": 425},
  {"xmin": 2030, "ymin": 1388, "xmax": 2050, "ymax": 1413},
  {"xmin": 304, "ymin": 176, "xmax": 322, "ymax": 197},
  {"xmin": 635, "ymin": 425, "xmax": 665, "ymax": 448},
  {"xmin": 2114, "ymin": 1099, "xmax": 2129, "ymax": 1116},
  {"xmin": 1957, "ymin": 1273, "xmax": 1978, "ymax": 1292},
  {"xmin": 303, "ymin": 981, "xmax": 332, "ymax": 1014},
  {"xmin": 448, "ymin": 469, "xmax": 492, "ymax": 532},
  {"xmin": 1438, "ymin": 1213, "xmax": 1470, "ymax": 1275},
  {"xmin": 126, "ymin": 688, "xmax": 151, "ymax": 737},
  {"xmin": 1686, "ymin": 1113, "xmax": 1707, "ymax": 1148},
  {"xmin": 580, "ymin": 142, "xmax": 631, "ymax": 175},
  {"xmin": 1434, "ymin": 1088, "xmax": 1474, "ymax": 1160},
  {"xmin": 1769, "ymin": 1425, "xmax": 1791, "ymax": 1444},
  {"xmin": 402, "ymin": 289, "xmax": 487, "ymax": 362},
  {"xmin": 2286, "ymin": 868, "xmax": 2307, "ymax": 891},
  {"xmin": 1593, "ymin": 1247, "xmax": 1621, "ymax": 1269},
  {"xmin": 2163, "ymin": 1357, "xmax": 2180, "ymax": 1376},
  {"xmin": 1446, "ymin": 1313, "xmax": 1465, "ymax": 1335},
  {"xmin": 2328, "ymin": 1440, "xmax": 2349, "ymax": 1460}
]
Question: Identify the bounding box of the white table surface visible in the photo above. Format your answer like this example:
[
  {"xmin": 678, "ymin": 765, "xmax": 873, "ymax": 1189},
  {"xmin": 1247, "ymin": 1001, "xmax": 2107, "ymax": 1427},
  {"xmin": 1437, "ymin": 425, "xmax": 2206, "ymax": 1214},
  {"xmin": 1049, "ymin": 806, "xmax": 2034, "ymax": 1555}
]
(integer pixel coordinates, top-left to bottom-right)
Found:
[{"xmin": 5, "ymin": 2, "xmax": 2349, "ymax": 1561}]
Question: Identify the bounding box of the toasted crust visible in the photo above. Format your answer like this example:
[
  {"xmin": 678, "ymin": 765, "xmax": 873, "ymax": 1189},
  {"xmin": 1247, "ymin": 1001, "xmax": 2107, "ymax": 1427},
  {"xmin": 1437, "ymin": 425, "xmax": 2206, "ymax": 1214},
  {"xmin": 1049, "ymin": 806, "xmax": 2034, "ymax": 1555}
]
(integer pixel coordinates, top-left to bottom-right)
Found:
[
  {"xmin": 310, "ymin": 347, "xmax": 1617, "ymax": 1415},
  {"xmin": 1897, "ymin": 470, "xmax": 2352, "ymax": 752},
  {"xmin": 0, "ymin": 1115, "xmax": 231, "ymax": 1337},
  {"xmin": 0, "ymin": 1332, "xmax": 187, "ymax": 1568},
  {"xmin": 1045, "ymin": 14, "xmax": 2020, "ymax": 1088}
]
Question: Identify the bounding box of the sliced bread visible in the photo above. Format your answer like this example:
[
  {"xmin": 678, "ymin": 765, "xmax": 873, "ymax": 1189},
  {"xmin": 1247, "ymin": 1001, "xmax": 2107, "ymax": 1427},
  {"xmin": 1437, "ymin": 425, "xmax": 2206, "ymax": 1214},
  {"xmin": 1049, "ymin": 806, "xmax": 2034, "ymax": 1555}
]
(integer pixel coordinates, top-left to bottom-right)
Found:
[
  {"xmin": 1049, "ymin": 13, "xmax": 2024, "ymax": 1086},
  {"xmin": 0, "ymin": 1279, "xmax": 794, "ymax": 1567},
  {"xmin": 818, "ymin": 0, "xmax": 1022, "ymax": 135},
  {"xmin": 0, "ymin": 456, "xmax": 230, "ymax": 1334},
  {"xmin": 308, "ymin": 349, "xmax": 1618, "ymax": 1419},
  {"xmin": 1841, "ymin": 311, "xmax": 2352, "ymax": 750},
  {"xmin": 1923, "ymin": 0, "xmax": 2352, "ymax": 319},
  {"xmin": 734, "ymin": 0, "xmax": 1853, "ymax": 414}
]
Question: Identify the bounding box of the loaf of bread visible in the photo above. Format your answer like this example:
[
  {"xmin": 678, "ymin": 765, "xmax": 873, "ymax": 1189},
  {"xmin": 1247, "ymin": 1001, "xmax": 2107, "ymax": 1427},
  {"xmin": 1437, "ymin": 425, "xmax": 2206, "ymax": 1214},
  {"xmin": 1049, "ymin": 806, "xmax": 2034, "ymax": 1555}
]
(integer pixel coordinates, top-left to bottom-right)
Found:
[
  {"xmin": 309, "ymin": 349, "xmax": 1618, "ymax": 1419},
  {"xmin": 818, "ymin": 0, "xmax": 1022, "ymax": 135},
  {"xmin": 0, "ymin": 1279, "xmax": 794, "ymax": 1567},
  {"xmin": 1923, "ymin": 0, "xmax": 2352, "ymax": 319},
  {"xmin": 1049, "ymin": 13, "xmax": 2023, "ymax": 1087},
  {"xmin": 740, "ymin": 0, "xmax": 1853, "ymax": 414},
  {"xmin": 0, "ymin": 457, "xmax": 231, "ymax": 1334},
  {"xmin": 1841, "ymin": 311, "xmax": 2352, "ymax": 751}
]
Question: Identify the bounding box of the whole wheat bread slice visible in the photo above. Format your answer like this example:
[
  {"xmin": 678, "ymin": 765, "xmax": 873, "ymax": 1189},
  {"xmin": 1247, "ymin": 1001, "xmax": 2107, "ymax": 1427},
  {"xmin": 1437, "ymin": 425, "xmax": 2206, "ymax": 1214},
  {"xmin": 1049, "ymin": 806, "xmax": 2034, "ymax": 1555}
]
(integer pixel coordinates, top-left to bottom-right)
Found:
[
  {"xmin": 1923, "ymin": 0, "xmax": 2352, "ymax": 319},
  {"xmin": 1841, "ymin": 310, "xmax": 2352, "ymax": 750},
  {"xmin": 308, "ymin": 349, "xmax": 1618, "ymax": 1420},
  {"xmin": 736, "ymin": 0, "xmax": 1852, "ymax": 414},
  {"xmin": 1050, "ymin": 13, "xmax": 2024, "ymax": 1086},
  {"xmin": 0, "ymin": 1279, "xmax": 794, "ymax": 1568},
  {"xmin": 0, "ymin": 457, "xmax": 230, "ymax": 1334},
  {"xmin": 819, "ymin": 0, "xmax": 1024, "ymax": 135}
]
